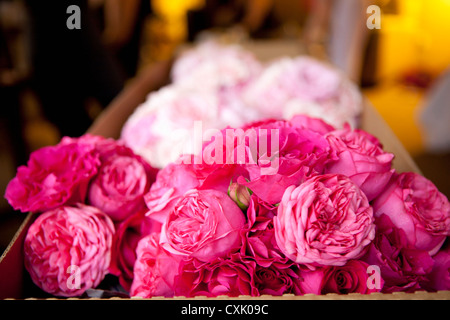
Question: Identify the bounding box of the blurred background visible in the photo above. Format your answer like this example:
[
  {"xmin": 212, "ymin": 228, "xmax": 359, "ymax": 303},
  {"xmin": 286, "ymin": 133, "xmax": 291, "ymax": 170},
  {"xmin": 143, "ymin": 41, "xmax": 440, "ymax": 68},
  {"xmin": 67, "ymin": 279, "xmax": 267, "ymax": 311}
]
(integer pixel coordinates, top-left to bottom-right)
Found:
[{"xmin": 1, "ymin": 0, "xmax": 450, "ymax": 254}]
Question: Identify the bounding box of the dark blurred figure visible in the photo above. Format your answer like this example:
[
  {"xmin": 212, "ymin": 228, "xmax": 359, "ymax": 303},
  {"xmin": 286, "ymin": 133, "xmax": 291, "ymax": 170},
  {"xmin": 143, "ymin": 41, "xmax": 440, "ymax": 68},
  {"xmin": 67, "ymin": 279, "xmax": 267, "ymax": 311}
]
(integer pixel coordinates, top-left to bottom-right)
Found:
[
  {"xmin": 25, "ymin": 0, "xmax": 125, "ymax": 138},
  {"xmin": 90, "ymin": 0, "xmax": 153, "ymax": 80},
  {"xmin": 0, "ymin": 0, "xmax": 30, "ymax": 166},
  {"xmin": 187, "ymin": 0, "xmax": 281, "ymax": 41}
]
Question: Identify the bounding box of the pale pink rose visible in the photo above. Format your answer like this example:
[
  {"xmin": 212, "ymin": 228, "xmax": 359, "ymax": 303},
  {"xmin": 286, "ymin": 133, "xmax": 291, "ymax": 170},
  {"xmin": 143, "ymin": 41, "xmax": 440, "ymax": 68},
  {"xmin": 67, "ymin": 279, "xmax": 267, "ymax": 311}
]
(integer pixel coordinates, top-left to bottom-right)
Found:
[
  {"xmin": 24, "ymin": 204, "xmax": 115, "ymax": 297},
  {"xmin": 109, "ymin": 209, "xmax": 162, "ymax": 292},
  {"xmin": 121, "ymin": 84, "xmax": 258, "ymax": 169},
  {"xmin": 130, "ymin": 233, "xmax": 182, "ymax": 298},
  {"xmin": 5, "ymin": 139, "xmax": 100, "ymax": 213},
  {"xmin": 274, "ymin": 174, "xmax": 375, "ymax": 267},
  {"xmin": 171, "ymin": 41, "xmax": 262, "ymax": 92},
  {"xmin": 174, "ymin": 253, "xmax": 259, "ymax": 297},
  {"xmin": 373, "ymin": 172, "xmax": 450, "ymax": 255},
  {"xmin": 325, "ymin": 125, "xmax": 395, "ymax": 201},
  {"xmin": 243, "ymin": 56, "xmax": 362, "ymax": 128},
  {"xmin": 160, "ymin": 189, "xmax": 246, "ymax": 262}
]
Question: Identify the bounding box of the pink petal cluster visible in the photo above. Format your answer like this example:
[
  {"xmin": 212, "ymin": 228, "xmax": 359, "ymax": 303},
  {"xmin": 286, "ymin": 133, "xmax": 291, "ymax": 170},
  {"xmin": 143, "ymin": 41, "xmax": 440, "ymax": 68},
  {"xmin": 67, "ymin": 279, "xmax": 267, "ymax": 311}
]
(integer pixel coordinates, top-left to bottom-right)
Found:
[
  {"xmin": 24, "ymin": 204, "xmax": 115, "ymax": 297},
  {"xmin": 5, "ymin": 134, "xmax": 160, "ymax": 296}
]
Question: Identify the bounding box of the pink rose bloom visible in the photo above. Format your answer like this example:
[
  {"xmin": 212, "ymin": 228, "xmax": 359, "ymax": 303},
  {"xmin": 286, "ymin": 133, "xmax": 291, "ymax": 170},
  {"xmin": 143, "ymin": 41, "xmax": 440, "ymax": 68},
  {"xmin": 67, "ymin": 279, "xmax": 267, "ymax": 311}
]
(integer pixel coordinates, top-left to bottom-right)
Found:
[
  {"xmin": 88, "ymin": 149, "xmax": 157, "ymax": 222},
  {"xmin": 321, "ymin": 260, "xmax": 383, "ymax": 294},
  {"xmin": 130, "ymin": 233, "xmax": 182, "ymax": 298},
  {"xmin": 254, "ymin": 263, "xmax": 304, "ymax": 296},
  {"xmin": 174, "ymin": 254, "xmax": 259, "ymax": 297},
  {"xmin": 274, "ymin": 174, "xmax": 375, "ymax": 267},
  {"xmin": 325, "ymin": 125, "xmax": 395, "ymax": 201},
  {"xmin": 373, "ymin": 172, "xmax": 450, "ymax": 255},
  {"xmin": 243, "ymin": 56, "xmax": 362, "ymax": 128},
  {"xmin": 121, "ymin": 84, "xmax": 258, "ymax": 169},
  {"xmin": 24, "ymin": 204, "xmax": 115, "ymax": 297},
  {"xmin": 236, "ymin": 119, "xmax": 337, "ymax": 204},
  {"xmin": 241, "ymin": 194, "xmax": 286, "ymax": 267},
  {"xmin": 289, "ymin": 114, "xmax": 336, "ymax": 135},
  {"xmin": 421, "ymin": 243, "xmax": 450, "ymax": 291},
  {"xmin": 109, "ymin": 209, "xmax": 162, "ymax": 292},
  {"xmin": 5, "ymin": 140, "xmax": 100, "ymax": 213},
  {"xmin": 160, "ymin": 189, "xmax": 246, "ymax": 262},
  {"xmin": 298, "ymin": 260, "xmax": 383, "ymax": 295},
  {"xmin": 144, "ymin": 159, "xmax": 201, "ymax": 224},
  {"xmin": 362, "ymin": 214, "xmax": 435, "ymax": 293}
]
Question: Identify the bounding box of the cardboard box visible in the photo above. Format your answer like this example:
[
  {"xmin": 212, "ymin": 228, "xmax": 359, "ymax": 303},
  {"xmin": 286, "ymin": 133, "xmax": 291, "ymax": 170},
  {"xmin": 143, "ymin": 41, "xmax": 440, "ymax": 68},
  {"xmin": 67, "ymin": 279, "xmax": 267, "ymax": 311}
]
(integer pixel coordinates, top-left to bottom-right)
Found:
[{"xmin": 0, "ymin": 40, "xmax": 448, "ymax": 300}]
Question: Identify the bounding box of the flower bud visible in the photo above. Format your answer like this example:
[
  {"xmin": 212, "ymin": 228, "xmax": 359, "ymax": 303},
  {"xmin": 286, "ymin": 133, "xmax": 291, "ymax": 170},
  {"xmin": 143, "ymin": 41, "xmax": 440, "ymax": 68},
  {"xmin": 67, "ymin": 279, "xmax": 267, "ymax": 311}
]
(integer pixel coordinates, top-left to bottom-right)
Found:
[{"xmin": 228, "ymin": 182, "xmax": 252, "ymax": 210}]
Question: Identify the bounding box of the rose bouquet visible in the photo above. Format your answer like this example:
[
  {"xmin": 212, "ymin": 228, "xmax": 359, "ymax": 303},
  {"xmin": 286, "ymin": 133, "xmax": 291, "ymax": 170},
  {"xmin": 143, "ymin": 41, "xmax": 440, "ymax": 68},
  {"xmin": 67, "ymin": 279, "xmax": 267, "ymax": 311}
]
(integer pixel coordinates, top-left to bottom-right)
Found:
[
  {"xmin": 4, "ymin": 113, "xmax": 449, "ymax": 298},
  {"xmin": 121, "ymin": 42, "xmax": 363, "ymax": 170}
]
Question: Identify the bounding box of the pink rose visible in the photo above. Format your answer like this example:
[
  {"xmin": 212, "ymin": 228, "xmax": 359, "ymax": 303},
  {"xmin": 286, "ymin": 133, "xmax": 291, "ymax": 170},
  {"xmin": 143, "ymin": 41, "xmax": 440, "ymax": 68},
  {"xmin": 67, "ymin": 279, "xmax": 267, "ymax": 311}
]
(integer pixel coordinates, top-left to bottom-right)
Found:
[
  {"xmin": 321, "ymin": 260, "xmax": 383, "ymax": 294},
  {"xmin": 174, "ymin": 253, "xmax": 259, "ymax": 297},
  {"xmin": 109, "ymin": 209, "xmax": 162, "ymax": 292},
  {"xmin": 298, "ymin": 260, "xmax": 383, "ymax": 295},
  {"xmin": 243, "ymin": 56, "xmax": 362, "ymax": 128},
  {"xmin": 160, "ymin": 189, "xmax": 246, "ymax": 262},
  {"xmin": 130, "ymin": 233, "xmax": 182, "ymax": 298},
  {"xmin": 236, "ymin": 119, "xmax": 337, "ymax": 204},
  {"xmin": 241, "ymin": 194, "xmax": 286, "ymax": 267},
  {"xmin": 144, "ymin": 159, "xmax": 201, "ymax": 224},
  {"xmin": 325, "ymin": 126, "xmax": 395, "ymax": 201},
  {"xmin": 5, "ymin": 140, "xmax": 100, "ymax": 213},
  {"xmin": 24, "ymin": 204, "xmax": 115, "ymax": 297},
  {"xmin": 274, "ymin": 174, "xmax": 375, "ymax": 267},
  {"xmin": 289, "ymin": 114, "xmax": 336, "ymax": 135},
  {"xmin": 254, "ymin": 263, "xmax": 303, "ymax": 296},
  {"xmin": 421, "ymin": 243, "xmax": 450, "ymax": 291},
  {"xmin": 362, "ymin": 214, "xmax": 435, "ymax": 293},
  {"xmin": 373, "ymin": 172, "xmax": 450, "ymax": 255},
  {"xmin": 88, "ymin": 149, "xmax": 157, "ymax": 222}
]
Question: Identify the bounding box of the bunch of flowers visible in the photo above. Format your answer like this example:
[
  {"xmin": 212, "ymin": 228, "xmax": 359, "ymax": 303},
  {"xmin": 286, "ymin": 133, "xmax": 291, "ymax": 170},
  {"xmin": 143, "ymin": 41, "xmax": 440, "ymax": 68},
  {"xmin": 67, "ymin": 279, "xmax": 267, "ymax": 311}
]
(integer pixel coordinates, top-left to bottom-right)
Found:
[
  {"xmin": 4, "ymin": 114, "xmax": 449, "ymax": 298},
  {"xmin": 5, "ymin": 135, "xmax": 160, "ymax": 296},
  {"xmin": 128, "ymin": 115, "xmax": 449, "ymax": 298},
  {"xmin": 121, "ymin": 41, "xmax": 362, "ymax": 169}
]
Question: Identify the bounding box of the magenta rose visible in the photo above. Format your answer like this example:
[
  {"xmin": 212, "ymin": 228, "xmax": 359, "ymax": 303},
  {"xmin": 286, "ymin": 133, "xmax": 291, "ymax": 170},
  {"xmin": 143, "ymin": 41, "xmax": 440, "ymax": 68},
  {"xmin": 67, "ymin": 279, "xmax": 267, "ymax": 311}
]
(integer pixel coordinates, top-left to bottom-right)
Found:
[
  {"xmin": 289, "ymin": 114, "xmax": 336, "ymax": 135},
  {"xmin": 421, "ymin": 243, "xmax": 450, "ymax": 291},
  {"xmin": 372, "ymin": 172, "xmax": 450, "ymax": 255},
  {"xmin": 325, "ymin": 126, "xmax": 395, "ymax": 201},
  {"xmin": 109, "ymin": 209, "xmax": 162, "ymax": 292},
  {"xmin": 362, "ymin": 214, "xmax": 435, "ymax": 293},
  {"xmin": 254, "ymin": 263, "xmax": 304, "ymax": 296},
  {"xmin": 160, "ymin": 189, "xmax": 246, "ymax": 262},
  {"xmin": 24, "ymin": 204, "xmax": 115, "ymax": 297},
  {"xmin": 297, "ymin": 260, "xmax": 383, "ymax": 295},
  {"xmin": 130, "ymin": 233, "xmax": 182, "ymax": 298},
  {"xmin": 5, "ymin": 140, "xmax": 100, "ymax": 213},
  {"xmin": 88, "ymin": 149, "xmax": 157, "ymax": 222},
  {"xmin": 174, "ymin": 253, "xmax": 259, "ymax": 297},
  {"xmin": 241, "ymin": 194, "xmax": 286, "ymax": 267},
  {"xmin": 236, "ymin": 119, "xmax": 337, "ymax": 204},
  {"xmin": 274, "ymin": 174, "xmax": 375, "ymax": 267}
]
